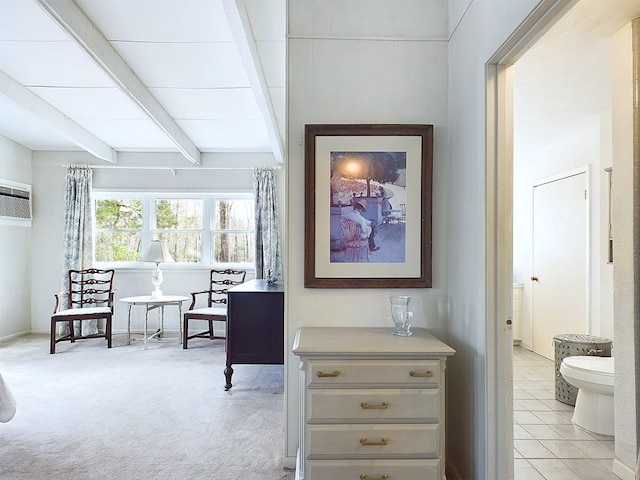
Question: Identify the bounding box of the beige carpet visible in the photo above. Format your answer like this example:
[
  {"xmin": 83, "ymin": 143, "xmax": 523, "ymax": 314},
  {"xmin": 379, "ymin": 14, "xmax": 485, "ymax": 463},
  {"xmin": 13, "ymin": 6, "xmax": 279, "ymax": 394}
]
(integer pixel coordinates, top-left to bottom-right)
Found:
[{"xmin": 0, "ymin": 333, "xmax": 294, "ymax": 480}]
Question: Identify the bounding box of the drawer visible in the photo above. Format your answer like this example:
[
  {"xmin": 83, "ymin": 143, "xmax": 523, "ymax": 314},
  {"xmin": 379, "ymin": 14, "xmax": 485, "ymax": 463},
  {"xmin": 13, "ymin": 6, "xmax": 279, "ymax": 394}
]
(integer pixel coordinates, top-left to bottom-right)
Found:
[
  {"xmin": 307, "ymin": 388, "xmax": 440, "ymax": 422},
  {"xmin": 307, "ymin": 459, "xmax": 441, "ymax": 480},
  {"xmin": 306, "ymin": 360, "xmax": 441, "ymax": 387},
  {"xmin": 306, "ymin": 424, "xmax": 440, "ymax": 458}
]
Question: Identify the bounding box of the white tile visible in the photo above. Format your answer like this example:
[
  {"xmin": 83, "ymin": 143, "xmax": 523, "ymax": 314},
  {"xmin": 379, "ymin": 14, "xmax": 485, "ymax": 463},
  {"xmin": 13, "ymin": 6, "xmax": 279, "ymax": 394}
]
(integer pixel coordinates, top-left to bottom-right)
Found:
[
  {"xmin": 549, "ymin": 424, "xmax": 598, "ymax": 440},
  {"xmin": 561, "ymin": 459, "xmax": 619, "ymax": 480},
  {"xmin": 539, "ymin": 439, "xmax": 590, "ymax": 458},
  {"xmin": 514, "ymin": 411, "xmax": 546, "ymax": 425},
  {"xmin": 519, "ymin": 399, "xmax": 553, "ymax": 411},
  {"xmin": 514, "ymin": 439, "xmax": 556, "ymax": 459},
  {"xmin": 528, "ymin": 459, "xmax": 583, "ymax": 480},
  {"xmin": 514, "ymin": 459, "xmax": 545, "ymax": 479},
  {"xmin": 515, "ymin": 424, "xmax": 534, "ymax": 440},
  {"xmin": 541, "ymin": 399, "xmax": 575, "ymax": 411},
  {"xmin": 521, "ymin": 424, "xmax": 566, "ymax": 440},
  {"xmin": 514, "ymin": 388, "xmax": 536, "ymax": 400},
  {"xmin": 531, "ymin": 411, "xmax": 573, "ymax": 425},
  {"xmin": 572, "ymin": 440, "xmax": 615, "ymax": 459}
]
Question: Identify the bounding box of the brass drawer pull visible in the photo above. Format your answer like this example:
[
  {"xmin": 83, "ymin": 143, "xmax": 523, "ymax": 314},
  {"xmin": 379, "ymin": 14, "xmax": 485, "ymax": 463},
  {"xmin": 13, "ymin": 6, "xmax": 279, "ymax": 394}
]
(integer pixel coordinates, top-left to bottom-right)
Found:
[
  {"xmin": 360, "ymin": 437, "xmax": 387, "ymax": 446},
  {"xmin": 360, "ymin": 401, "xmax": 389, "ymax": 409},
  {"xmin": 360, "ymin": 475, "xmax": 389, "ymax": 480},
  {"xmin": 409, "ymin": 370, "xmax": 433, "ymax": 377},
  {"xmin": 316, "ymin": 370, "xmax": 340, "ymax": 377}
]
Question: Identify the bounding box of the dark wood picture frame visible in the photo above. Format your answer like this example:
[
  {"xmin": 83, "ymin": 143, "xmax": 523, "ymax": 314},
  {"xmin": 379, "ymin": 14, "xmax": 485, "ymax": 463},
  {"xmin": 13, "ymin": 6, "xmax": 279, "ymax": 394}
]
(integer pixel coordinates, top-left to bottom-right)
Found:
[{"xmin": 304, "ymin": 124, "xmax": 433, "ymax": 288}]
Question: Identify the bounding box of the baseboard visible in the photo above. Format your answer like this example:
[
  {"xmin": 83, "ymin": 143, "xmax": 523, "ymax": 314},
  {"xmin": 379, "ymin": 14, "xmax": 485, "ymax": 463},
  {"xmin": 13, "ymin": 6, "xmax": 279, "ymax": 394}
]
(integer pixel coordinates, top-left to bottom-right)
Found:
[
  {"xmin": 282, "ymin": 455, "xmax": 296, "ymax": 470},
  {"xmin": 0, "ymin": 330, "xmax": 31, "ymax": 345},
  {"xmin": 612, "ymin": 457, "xmax": 635, "ymax": 480}
]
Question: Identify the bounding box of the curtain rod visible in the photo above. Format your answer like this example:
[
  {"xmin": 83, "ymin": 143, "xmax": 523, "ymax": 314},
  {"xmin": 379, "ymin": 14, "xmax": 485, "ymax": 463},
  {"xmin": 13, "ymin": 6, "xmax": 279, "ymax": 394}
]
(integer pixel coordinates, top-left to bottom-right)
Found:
[{"xmin": 60, "ymin": 164, "xmax": 281, "ymax": 171}]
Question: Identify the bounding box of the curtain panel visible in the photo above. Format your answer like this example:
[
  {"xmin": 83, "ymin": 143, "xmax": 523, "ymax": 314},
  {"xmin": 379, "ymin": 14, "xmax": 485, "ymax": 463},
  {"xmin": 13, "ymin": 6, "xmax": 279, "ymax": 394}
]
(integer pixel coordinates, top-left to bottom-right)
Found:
[
  {"xmin": 60, "ymin": 165, "xmax": 97, "ymax": 336},
  {"xmin": 253, "ymin": 167, "xmax": 282, "ymax": 281}
]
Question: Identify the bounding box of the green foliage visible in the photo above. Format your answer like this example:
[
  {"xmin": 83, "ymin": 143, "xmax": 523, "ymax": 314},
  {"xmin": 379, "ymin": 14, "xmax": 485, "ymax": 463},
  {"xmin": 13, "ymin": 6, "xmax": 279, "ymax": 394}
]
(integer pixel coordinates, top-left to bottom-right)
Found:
[{"xmin": 95, "ymin": 199, "xmax": 142, "ymax": 229}]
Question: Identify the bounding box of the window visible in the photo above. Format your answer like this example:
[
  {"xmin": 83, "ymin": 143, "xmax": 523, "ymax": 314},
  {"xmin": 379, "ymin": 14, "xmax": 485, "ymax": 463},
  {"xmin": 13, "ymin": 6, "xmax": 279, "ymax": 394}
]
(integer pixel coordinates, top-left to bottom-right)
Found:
[{"xmin": 93, "ymin": 193, "xmax": 254, "ymax": 266}]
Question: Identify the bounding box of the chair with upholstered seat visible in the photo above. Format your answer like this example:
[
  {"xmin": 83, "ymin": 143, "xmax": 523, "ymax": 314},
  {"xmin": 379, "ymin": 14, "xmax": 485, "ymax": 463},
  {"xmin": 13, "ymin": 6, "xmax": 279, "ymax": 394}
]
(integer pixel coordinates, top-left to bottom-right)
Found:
[
  {"xmin": 182, "ymin": 269, "xmax": 246, "ymax": 349},
  {"xmin": 340, "ymin": 218, "xmax": 369, "ymax": 262},
  {"xmin": 50, "ymin": 268, "xmax": 115, "ymax": 354}
]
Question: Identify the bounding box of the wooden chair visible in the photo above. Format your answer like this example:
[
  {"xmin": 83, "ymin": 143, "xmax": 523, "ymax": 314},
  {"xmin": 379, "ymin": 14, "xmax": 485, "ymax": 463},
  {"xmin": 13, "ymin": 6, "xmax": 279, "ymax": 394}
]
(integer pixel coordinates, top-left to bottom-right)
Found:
[
  {"xmin": 50, "ymin": 268, "xmax": 115, "ymax": 354},
  {"xmin": 340, "ymin": 218, "xmax": 369, "ymax": 262},
  {"xmin": 182, "ymin": 269, "xmax": 246, "ymax": 349}
]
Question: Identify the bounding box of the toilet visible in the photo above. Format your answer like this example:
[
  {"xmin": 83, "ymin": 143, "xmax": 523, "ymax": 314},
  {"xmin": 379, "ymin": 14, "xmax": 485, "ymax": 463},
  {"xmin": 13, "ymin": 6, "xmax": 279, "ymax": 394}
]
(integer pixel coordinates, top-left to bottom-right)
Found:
[{"xmin": 559, "ymin": 356, "xmax": 614, "ymax": 436}]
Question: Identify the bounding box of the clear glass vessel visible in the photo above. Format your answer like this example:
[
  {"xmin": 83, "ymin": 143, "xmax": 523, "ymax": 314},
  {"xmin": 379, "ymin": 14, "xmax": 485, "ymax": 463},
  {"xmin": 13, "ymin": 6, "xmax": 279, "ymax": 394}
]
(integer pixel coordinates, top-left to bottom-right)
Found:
[{"xmin": 389, "ymin": 295, "xmax": 415, "ymax": 336}]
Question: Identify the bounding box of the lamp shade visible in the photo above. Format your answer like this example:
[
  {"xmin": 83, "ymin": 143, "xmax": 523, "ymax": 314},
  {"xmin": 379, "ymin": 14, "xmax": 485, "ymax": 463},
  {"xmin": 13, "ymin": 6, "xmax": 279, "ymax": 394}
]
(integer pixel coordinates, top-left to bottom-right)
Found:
[{"xmin": 142, "ymin": 240, "xmax": 174, "ymax": 264}]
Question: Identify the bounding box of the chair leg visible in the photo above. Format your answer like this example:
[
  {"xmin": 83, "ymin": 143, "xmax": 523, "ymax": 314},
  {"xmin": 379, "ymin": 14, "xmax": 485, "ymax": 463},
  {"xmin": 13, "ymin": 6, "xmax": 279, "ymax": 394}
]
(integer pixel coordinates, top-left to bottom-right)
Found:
[
  {"xmin": 69, "ymin": 320, "xmax": 75, "ymax": 343},
  {"xmin": 183, "ymin": 316, "xmax": 189, "ymax": 349},
  {"xmin": 208, "ymin": 320, "xmax": 214, "ymax": 338},
  {"xmin": 106, "ymin": 314, "xmax": 112, "ymax": 348},
  {"xmin": 50, "ymin": 319, "xmax": 56, "ymax": 354}
]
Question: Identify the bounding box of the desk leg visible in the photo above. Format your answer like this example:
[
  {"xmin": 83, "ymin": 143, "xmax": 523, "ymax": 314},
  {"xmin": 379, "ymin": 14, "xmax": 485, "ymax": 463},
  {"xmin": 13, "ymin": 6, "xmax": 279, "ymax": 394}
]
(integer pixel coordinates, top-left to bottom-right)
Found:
[
  {"xmin": 178, "ymin": 303, "xmax": 182, "ymax": 343},
  {"xmin": 224, "ymin": 362, "xmax": 233, "ymax": 391},
  {"xmin": 144, "ymin": 306, "xmax": 149, "ymax": 350},
  {"xmin": 127, "ymin": 305, "xmax": 132, "ymax": 345},
  {"xmin": 159, "ymin": 305, "xmax": 165, "ymax": 338}
]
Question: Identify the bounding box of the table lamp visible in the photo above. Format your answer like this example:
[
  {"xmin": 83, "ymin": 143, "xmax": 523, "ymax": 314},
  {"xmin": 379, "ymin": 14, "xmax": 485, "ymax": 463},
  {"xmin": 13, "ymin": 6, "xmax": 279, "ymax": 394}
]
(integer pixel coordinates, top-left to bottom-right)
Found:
[{"xmin": 142, "ymin": 240, "xmax": 174, "ymax": 298}]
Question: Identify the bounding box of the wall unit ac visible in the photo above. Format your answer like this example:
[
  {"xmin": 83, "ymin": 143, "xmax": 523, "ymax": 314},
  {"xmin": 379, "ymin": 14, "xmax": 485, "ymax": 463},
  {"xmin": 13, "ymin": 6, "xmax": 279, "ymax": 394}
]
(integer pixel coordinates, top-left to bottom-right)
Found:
[{"xmin": 0, "ymin": 180, "xmax": 31, "ymax": 226}]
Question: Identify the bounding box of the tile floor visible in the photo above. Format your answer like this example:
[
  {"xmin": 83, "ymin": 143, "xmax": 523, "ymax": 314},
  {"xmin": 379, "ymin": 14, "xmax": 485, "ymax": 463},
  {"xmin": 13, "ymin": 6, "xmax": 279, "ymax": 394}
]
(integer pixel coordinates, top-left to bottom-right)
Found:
[{"xmin": 513, "ymin": 346, "xmax": 619, "ymax": 480}]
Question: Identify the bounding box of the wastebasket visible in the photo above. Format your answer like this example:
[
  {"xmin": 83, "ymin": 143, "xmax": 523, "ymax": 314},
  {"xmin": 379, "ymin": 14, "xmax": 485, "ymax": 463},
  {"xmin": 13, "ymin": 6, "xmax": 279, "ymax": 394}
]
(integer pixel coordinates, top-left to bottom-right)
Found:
[{"xmin": 553, "ymin": 334, "xmax": 613, "ymax": 406}]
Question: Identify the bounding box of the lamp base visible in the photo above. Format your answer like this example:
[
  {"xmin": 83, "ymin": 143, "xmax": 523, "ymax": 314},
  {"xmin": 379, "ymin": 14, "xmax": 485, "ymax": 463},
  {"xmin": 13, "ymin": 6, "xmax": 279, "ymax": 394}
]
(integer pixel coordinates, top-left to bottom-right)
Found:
[{"xmin": 150, "ymin": 264, "xmax": 164, "ymax": 299}]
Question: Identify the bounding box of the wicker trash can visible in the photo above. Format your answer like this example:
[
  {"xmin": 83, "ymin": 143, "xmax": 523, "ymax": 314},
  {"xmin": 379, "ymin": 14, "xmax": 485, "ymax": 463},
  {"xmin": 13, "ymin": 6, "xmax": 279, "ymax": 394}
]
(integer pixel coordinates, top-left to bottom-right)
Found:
[{"xmin": 553, "ymin": 334, "xmax": 613, "ymax": 406}]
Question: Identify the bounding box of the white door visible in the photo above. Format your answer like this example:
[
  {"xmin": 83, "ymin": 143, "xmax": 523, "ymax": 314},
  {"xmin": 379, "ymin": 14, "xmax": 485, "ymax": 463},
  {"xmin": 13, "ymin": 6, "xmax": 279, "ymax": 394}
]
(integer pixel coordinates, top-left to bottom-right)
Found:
[{"xmin": 532, "ymin": 171, "xmax": 588, "ymax": 360}]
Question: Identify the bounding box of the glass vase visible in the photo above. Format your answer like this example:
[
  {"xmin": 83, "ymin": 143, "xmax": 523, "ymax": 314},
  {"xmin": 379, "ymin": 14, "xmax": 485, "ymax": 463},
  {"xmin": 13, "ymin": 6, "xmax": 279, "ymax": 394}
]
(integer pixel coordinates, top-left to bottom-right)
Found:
[{"xmin": 390, "ymin": 295, "xmax": 415, "ymax": 336}]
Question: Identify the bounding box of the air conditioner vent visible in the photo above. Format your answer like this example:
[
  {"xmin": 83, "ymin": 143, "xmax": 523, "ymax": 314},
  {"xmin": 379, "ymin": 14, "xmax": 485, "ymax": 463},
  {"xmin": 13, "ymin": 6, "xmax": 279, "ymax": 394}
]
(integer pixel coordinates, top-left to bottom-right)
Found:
[{"xmin": 0, "ymin": 182, "xmax": 32, "ymax": 222}]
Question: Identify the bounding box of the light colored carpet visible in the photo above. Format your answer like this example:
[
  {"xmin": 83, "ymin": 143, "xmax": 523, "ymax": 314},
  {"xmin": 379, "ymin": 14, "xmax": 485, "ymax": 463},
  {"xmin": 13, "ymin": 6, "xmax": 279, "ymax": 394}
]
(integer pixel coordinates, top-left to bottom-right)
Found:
[{"xmin": 0, "ymin": 333, "xmax": 294, "ymax": 480}]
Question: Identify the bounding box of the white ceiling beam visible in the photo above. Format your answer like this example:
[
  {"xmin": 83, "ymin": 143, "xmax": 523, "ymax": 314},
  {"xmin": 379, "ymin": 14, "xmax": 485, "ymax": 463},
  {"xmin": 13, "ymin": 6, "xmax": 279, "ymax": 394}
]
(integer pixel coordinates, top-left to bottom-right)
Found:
[
  {"xmin": 35, "ymin": 0, "xmax": 201, "ymax": 165},
  {"xmin": 222, "ymin": 0, "xmax": 284, "ymax": 164},
  {"xmin": 0, "ymin": 69, "xmax": 117, "ymax": 162}
]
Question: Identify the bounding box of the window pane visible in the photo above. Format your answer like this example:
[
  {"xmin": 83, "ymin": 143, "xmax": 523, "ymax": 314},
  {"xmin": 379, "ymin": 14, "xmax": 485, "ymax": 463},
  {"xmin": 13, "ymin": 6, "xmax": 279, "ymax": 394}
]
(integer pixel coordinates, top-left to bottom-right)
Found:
[
  {"xmin": 95, "ymin": 231, "xmax": 141, "ymax": 262},
  {"xmin": 155, "ymin": 199, "xmax": 202, "ymax": 230},
  {"xmin": 214, "ymin": 200, "xmax": 253, "ymax": 230},
  {"xmin": 159, "ymin": 232, "xmax": 201, "ymax": 263},
  {"xmin": 213, "ymin": 233, "xmax": 253, "ymax": 263},
  {"xmin": 95, "ymin": 199, "xmax": 142, "ymax": 229}
]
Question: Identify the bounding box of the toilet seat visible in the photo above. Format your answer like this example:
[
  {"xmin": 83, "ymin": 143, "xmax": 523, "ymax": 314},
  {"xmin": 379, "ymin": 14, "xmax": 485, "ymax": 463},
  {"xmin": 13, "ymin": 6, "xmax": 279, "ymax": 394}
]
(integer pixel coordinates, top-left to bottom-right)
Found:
[{"xmin": 562, "ymin": 356, "xmax": 614, "ymax": 387}]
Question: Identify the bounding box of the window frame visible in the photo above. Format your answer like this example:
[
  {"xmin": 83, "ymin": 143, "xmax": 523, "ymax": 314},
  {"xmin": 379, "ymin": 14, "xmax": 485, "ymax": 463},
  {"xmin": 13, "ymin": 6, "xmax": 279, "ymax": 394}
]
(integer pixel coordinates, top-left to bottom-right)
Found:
[{"xmin": 93, "ymin": 191, "xmax": 255, "ymax": 270}]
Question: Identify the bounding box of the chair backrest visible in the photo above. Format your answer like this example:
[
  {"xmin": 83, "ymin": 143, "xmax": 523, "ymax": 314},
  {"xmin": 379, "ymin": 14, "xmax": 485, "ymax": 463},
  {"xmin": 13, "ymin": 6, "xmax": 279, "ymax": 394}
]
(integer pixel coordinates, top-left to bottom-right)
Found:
[
  {"xmin": 66, "ymin": 268, "xmax": 115, "ymax": 310},
  {"xmin": 207, "ymin": 269, "xmax": 246, "ymax": 307},
  {"xmin": 340, "ymin": 218, "xmax": 362, "ymax": 243}
]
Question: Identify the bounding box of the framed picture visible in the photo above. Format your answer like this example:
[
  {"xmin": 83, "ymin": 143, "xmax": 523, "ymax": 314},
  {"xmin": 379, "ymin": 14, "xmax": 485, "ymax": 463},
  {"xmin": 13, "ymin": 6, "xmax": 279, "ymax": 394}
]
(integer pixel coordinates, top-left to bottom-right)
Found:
[{"xmin": 304, "ymin": 124, "xmax": 433, "ymax": 288}]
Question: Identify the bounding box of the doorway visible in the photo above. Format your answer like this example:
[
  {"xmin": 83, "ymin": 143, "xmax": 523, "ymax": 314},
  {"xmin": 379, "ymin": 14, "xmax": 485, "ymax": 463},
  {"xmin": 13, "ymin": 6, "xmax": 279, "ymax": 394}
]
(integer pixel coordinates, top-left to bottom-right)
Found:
[{"xmin": 486, "ymin": 0, "xmax": 632, "ymax": 477}]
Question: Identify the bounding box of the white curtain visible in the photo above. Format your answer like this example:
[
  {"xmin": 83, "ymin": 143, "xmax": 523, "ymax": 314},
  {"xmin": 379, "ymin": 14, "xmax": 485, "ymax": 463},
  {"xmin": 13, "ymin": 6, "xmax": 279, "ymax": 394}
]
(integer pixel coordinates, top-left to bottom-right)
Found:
[
  {"xmin": 60, "ymin": 165, "xmax": 97, "ymax": 335},
  {"xmin": 253, "ymin": 167, "xmax": 282, "ymax": 281}
]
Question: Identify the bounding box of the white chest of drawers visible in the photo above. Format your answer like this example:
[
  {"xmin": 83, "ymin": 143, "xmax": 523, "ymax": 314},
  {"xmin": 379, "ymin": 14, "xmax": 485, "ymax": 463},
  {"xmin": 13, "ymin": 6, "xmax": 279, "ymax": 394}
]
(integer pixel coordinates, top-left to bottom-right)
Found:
[{"xmin": 292, "ymin": 327, "xmax": 455, "ymax": 480}]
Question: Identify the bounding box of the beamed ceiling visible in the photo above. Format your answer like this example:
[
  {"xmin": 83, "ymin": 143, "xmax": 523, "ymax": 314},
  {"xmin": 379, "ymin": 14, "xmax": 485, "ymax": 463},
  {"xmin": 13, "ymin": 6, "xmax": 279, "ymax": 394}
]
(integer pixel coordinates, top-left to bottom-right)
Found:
[{"xmin": 0, "ymin": 0, "xmax": 285, "ymax": 167}]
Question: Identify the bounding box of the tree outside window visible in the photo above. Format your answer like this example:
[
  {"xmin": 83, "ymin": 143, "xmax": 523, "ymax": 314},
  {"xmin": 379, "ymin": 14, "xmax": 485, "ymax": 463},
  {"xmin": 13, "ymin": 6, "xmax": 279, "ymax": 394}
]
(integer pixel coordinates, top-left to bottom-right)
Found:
[
  {"xmin": 154, "ymin": 199, "xmax": 202, "ymax": 263},
  {"xmin": 213, "ymin": 199, "xmax": 254, "ymax": 263},
  {"xmin": 95, "ymin": 199, "xmax": 143, "ymax": 262}
]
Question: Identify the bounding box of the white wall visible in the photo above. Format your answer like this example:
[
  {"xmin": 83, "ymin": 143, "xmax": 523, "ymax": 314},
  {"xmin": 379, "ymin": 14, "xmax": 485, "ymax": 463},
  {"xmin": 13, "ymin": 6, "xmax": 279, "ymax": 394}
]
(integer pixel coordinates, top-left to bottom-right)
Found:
[
  {"xmin": 446, "ymin": 0, "xmax": 543, "ymax": 478},
  {"xmin": 0, "ymin": 136, "xmax": 32, "ymax": 341},
  {"xmin": 285, "ymin": 0, "xmax": 450, "ymax": 469}
]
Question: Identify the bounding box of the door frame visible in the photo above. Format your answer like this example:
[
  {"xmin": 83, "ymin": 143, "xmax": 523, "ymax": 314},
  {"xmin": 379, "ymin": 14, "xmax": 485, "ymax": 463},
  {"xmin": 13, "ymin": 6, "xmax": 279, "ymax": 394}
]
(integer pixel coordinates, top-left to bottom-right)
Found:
[{"xmin": 485, "ymin": 1, "xmax": 575, "ymax": 477}]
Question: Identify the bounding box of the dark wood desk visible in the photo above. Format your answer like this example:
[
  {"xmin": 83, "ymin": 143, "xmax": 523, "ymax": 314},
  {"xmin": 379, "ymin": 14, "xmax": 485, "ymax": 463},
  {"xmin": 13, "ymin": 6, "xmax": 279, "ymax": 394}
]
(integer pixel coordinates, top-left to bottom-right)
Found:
[{"xmin": 224, "ymin": 279, "xmax": 284, "ymax": 391}]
